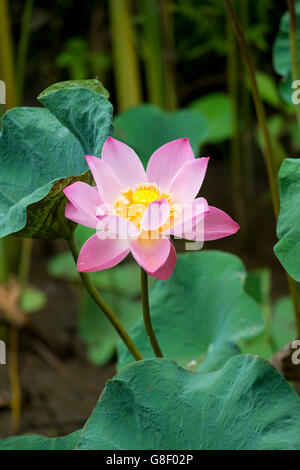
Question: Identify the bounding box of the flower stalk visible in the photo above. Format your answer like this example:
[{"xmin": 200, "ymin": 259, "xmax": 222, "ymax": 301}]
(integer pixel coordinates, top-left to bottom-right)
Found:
[
  {"xmin": 140, "ymin": 268, "xmax": 163, "ymax": 358},
  {"xmin": 67, "ymin": 236, "xmax": 143, "ymax": 362}
]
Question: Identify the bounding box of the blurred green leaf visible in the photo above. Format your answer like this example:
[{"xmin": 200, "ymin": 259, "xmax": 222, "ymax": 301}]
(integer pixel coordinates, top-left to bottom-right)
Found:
[
  {"xmin": 114, "ymin": 104, "xmax": 209, "ymax": 167},
  {"xmin": 273, "ymin": 2, "xmax": 300, "ymax": 104},
  {"xmin": 189, "ymin": 92, "xmax": 233, "ymax": 143},
  {"xmin": 239, "ymin": 268, "xmax": 273, "ymax": 359},
  {"xmin": 118, "ymin": 251, "xmax": 264, "ymax": 372},
  {"xmin": 20, "ymin": 287, "xmax": 47, "ymax": 314},
  {"xmin": 272, "ymin": 296, "xmax": 297, "ymax": 349},
  {"xmin": 247, "ymin": 71, "xmax": 282, "ymax": 109},
  {"xmin": 55, "ymin": 37, "xmax": 110, "ymax": 81}
]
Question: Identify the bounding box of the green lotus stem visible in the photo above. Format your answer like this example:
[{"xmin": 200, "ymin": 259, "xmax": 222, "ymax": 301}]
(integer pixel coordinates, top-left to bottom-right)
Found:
[
  {"xmin": 0, "ymin": 0, "xmax": 18, "ymax": 109},
  {"xmin": 67, "ymin": 236, "xmax": 143, "ymax": 362},
  {"xmin": 140, "ymin": 268, "xmax": 163, "ymax": 358},
  {"xmin": 17, "ymin": 0, "xmax": 34, "ymax": 104},
  {"xmin": 108, "ymin": 0, "xmax": 142, "ymax": 111},
  {"xmin": 139, "ymin": 0, "xmax": 165, "ymax": 107},
  {"xmin": 286, "ymin": 0, "xmax": 300, "ymax": 133},
  {"xmin": 223, "ymin": 0, "xmax": 300, "ymax": 339}
]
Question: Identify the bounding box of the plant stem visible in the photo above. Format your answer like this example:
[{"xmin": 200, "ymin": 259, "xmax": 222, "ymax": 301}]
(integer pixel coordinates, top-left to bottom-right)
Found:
[
  {"xmin": 226, "ymin": 4, "xmax": 246, "ymax": 236},
  {"xmin": 139, "ymin": 0, "xmax": 165, "ymax": 107},
  {"xmin": 0, "ymin": 0, "xmax": 18, "ymax": 109},
  {"xmin": 16, "ymin": 0, "xmax": 34, "ymax": 104},
  {"xmin": 18, "ymin": 238, "xmax": 33, "ymax": 291},
  {"xmin": 67, "ymin": 236, "xmax": 143, "ymax": 362},
  {"xmin": 287, "ymin": 0, "xmax": 300, "ymax": 132},
  {"xmin": 140, "ymin": 268, "xmax": 163, "ymax": 358},
  {"xmin": 223, "ymin": 0, "xmax": 279, "ymax": 217},
  {"xmin": 160, "ymin": 0, "xmax": 178, "ymax": 111},
  {"xmin": 0, "ymin": 237, "xmax": 10, "ymax": 282},
  {"xmin": 223, "ymin": 0, "xmax": 300, "ymax": 339},
  {"xmin": 9, "ymin": 327, "xmax": 21, "ymax": 434}
]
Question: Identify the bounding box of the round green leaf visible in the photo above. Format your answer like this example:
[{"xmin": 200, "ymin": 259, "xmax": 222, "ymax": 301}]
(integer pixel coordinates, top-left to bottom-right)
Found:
[
  {"xmin": 0, "ymin": 79, "xmax": 113, "ymax": 239},
  {"xmin": 0, "ymin": 430, "xmax": 81, "ymax": 450},
  {"xmin": 189, "ymin": 92, "xmax": 233, "ymax": 143},
  {"xmin": 118, "ymin": 251, "xmax": 264, "ymax": 372},
  {"xmin": 113, "ymin": 104, "xmax": 209, "ymax": 167},
  {"xmin": 77, "ymin": 356, "xmax": 300, "ymax": 450},
  {"xmin": 274, "ymin": 158, "xmax": 300, "ymax": 281},
  {"xmin": 20, "ymin": 286, "xmax": 47, "ymax": 314},
  {"xmin": 273, "ymin": 3, "xmax": 300, "ymax": 104}
]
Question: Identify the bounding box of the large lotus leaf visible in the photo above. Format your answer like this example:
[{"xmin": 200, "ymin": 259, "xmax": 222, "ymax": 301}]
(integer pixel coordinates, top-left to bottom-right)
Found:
[
  {"xmin": 274, "ymin": 158, "xmax": 300, "ymax": 281},
  {"xmin": 117, "ymin": 251, "xmax": 264, "ymax": 372},
  {"xmin": 0, "ymin": 79, "xmax": 113, "ymax": 238},
  {"xmin": 113, "ymin": 104, "xmax": 209, "ymax": 167},
  {"xmin": 77, "ymin": 356, "xmax": 300, "ymax": 450},
  {"xmin": 189, "ymin": 92, "xmax": 233, "ymax": 143},
  {"xmin": 0, "ymin": 430, "xmax": 81, "ymax": 450}
]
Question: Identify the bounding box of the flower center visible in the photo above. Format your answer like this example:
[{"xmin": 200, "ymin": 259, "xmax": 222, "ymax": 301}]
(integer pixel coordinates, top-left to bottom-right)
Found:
[
  {"xmin": 114, "ymin": 183, "xmax": 175, "ymax": 231},
  {"xmin": 132, "ymin": 189, "xmax": 158, "ymax": 205}
]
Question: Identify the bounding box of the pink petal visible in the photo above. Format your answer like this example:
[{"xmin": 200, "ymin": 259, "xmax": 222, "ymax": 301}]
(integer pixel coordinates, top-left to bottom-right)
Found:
[
  {"xmin": 63, "ymin": 182, "xmax": 101, "ymax": 228},
  {"xmin": 168, "ymin": 157, "xmax": 210, "ymax": 204},
  {"xmin": 146, "ymin": 138, "xmax": 194, "ymax": 188},
  {"xmin": 97, "ymin": 214, "xmax": 139, "ymax": 239},
  {"xmin": 141, "ymin": 198, "xmax": 170, "ymax": 231},
  {"xmin": 101, "ymin": 137, "xmax": 146, "ymax": 188},
  {"xmin": 77, "ymin": 233, "xmax": 130, "ymax": 272},
  {"xmin": 166, "ymin": 197, "xmax": 209, "ymax": 238},
  {"xmin": 65, "ymin": 202, "xmax": 99, "ymax": 228},
  {"xmin": 147, "ymin": 243, "xmax": 177, "ymax": 280},
  {"xmin": 184, "ymin": 206, "xmax": 240, "ymax": 241},
  {"xmin": 85, "ymin": 155, "xmax": 123, "ymax": 205},
  {"xmin": 130, "ymin": 238, "xmax": 171, "ymax": 273}
]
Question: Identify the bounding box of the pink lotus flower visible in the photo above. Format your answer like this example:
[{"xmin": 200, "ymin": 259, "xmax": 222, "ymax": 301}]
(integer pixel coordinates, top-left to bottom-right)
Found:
[{"xmin": 63, "ymin": 137, "xmax": 239, "ymax": 280}]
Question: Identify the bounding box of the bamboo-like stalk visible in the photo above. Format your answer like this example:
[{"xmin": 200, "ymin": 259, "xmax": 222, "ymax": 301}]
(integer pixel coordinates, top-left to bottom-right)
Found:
[
  {"xmin": 160, "ymin": 0, "xmax": 177, "ymax": 111},
  {"xmin": 223, "ymin": 0, "xmax": 300, "ymax": 338},
  {"xmin": 226, "ymin": 4, "xmax": 246, "ymax": 235},
  {"xmin": 16, "ymin": 0, "xmax": 34, "ymax": 104},
  {"xmin": 9, "ymin": 327, "xmax": 21, "ymax": 434},
  {"xmin": 0, "ymin": 0, "xmax": 18, "ymax": 109},
  {"xmin": 108, "ymin": 0, "xmax": 142, "ymax": 111},
  {"xmin": 139, "ymin": 0, "xmax": 164, "ymax": 107},
  {"xmin": 240, "ymin": 0, "xmax": 255, "ymax": 208}
]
